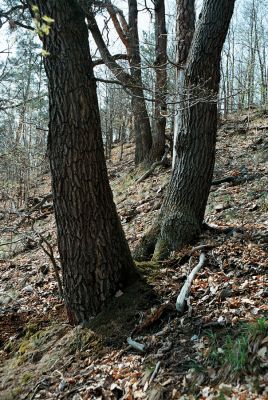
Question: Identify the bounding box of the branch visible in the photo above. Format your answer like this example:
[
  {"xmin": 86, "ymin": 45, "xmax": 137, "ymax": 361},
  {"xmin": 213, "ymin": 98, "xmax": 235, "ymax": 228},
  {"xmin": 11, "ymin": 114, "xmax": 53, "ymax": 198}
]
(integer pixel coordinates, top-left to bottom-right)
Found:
[
  {"xmin": 93, "ymin": 53, "xmax": 128, "ymax": 66},
  {"xmin": 37, "ymin": 232, "xmax": 64, "ymax": 299},
  {"xmin": 136, "ymin": 145, "xmax": 170, "ymax": 183},
  {"xmin": 176, "ymin": 253, "xmax": 206, "ymax": 314},
  {"xmin": 95, "ymin": 77, "xmax": 123, "ymax": 85},
  {"xmin": 86, "ymin": 11, "xmax": 133, "ymax": 87},
  {"xmin": 127, "ymin": 337, "xmax": 146, "ymax": 352}
]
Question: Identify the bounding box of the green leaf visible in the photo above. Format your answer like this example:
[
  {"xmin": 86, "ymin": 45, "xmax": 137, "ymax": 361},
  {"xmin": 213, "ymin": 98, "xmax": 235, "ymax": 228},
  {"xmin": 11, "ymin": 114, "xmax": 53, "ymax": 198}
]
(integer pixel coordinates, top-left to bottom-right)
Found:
[
  {"xmin": 42, "ymin": 15, "xmax": 55, "ymax": 24},
  {"xmin": 31, "ymin": 5, "xmax": 39, "ymax": 13},
  {"xmin": 40, "ymin": 24, "xmax": 50, "ymax": 35},
  {"xmin": 41, "ymin": 49, "xmax": 50, "ymax": 57}
]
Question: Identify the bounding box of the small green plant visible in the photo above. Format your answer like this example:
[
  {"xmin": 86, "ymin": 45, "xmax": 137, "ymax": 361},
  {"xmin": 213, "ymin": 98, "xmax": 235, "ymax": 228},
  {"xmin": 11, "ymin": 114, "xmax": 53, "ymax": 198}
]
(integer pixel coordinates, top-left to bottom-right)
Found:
[{"xmin": 205, "ymin": 319, "xmax": 267, "ymax": 379}]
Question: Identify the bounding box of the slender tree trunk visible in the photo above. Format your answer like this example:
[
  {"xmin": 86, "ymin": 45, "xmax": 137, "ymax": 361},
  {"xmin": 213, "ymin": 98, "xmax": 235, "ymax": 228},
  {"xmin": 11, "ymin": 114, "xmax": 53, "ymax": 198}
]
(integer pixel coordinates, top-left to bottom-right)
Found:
[
  {"xmin": 134, "ymin": 0, "xmax": 235, "ymax": 261},
  {"xmin": 172, "ymin": 0, "xmax": 195, "ymax": 168},
  {"xmin": 87, "ymin": 2, "xmax": 152, "ymax": 165},
  {"xmin": 149, "ymin": 0, "xmax": 167, "ymax": 161},
  {"xmin": 128, "ymin": 0, "xmax": 152, "ymax": 164},
  {"xmin": 30, "ymin": 0, "xmax": 137, "ymax": 324}
]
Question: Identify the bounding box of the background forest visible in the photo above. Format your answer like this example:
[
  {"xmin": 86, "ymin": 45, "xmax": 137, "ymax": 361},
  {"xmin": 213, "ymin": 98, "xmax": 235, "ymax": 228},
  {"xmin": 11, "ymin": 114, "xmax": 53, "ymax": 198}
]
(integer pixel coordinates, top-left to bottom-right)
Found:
[{"xmin": 0, "ymin": 0, "xmax": 267, "ymax": 399}]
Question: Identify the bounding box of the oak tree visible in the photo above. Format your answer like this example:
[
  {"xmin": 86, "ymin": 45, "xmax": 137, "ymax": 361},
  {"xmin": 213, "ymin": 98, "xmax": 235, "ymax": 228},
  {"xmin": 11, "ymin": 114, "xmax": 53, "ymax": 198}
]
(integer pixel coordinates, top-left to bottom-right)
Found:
[
  {"xmin": 27, "ymin": 0, "xmax": 137, "ymax": 324},
  {"xmin": 134, "ymin": 0, "xmax": 236, "ymax": 260}
]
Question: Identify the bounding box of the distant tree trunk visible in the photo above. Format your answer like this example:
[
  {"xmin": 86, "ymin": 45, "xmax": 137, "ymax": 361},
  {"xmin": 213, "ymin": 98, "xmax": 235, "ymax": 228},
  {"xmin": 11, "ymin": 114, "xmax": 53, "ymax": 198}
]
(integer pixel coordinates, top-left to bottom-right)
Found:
[
  {"xmin": 30, "ymin": 0, "xmax": 136, "ymax": 323},
  {"xmin": 87, "ymin": 2, "xmax": 152, "ymax": 165},
  {"xmin": 149, "ymin": 0, "xmax": 167, "ymax": 161},
  {"xmin": 172, "ymin": 0, "xmax": 195, "ymax": 168},
  {"xmin": 134, "ymin": 0, "xmax": 235, "ymax": 261},
  {"xmin": 128, "ymin": 0, "xmax": 152, "ymax": 164}
]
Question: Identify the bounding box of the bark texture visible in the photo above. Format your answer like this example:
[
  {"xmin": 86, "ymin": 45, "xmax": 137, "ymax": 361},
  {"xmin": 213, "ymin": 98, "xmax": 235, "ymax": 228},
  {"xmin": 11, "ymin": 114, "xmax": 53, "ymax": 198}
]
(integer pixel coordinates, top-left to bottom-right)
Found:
[
  {"xmin": 134, "ymin": 0, "xmax": 235, "ymax": 260},
  {"xmin": 172, "ymin": 0, "xmax": 195, "ymax": 168},
  {"xmin": 30, "ymin": 0, "xmax": 136, "ymax": 323},
  {"xmin": 149, "ymin": 0, "xmax": 167, "ymax": 162},
  {"xmin": 128, "ymin": 0, "xmax": 152, "ymax": 164}
]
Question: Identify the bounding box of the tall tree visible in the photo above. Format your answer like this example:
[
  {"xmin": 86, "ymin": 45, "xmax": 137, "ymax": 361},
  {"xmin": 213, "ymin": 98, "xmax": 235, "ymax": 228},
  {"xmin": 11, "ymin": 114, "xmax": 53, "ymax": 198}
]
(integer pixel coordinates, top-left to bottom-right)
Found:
[
  {"xmin": 26, "ymin": 0, "xmax": 137, "ymax": 324},
  {"xmin": 172, "ymin": 0, "xmax": 195, "ymax": 167},
  {"xmin": 87, "ymin": 2, "xmax": 153, "ymax": 164},
  {"xmin": 150, "ymin": 0, "xmax": 168, "ymax": 162},
  {"xmin": 134, "ymin": 0, "xmax": 235, "ymax": 260}
]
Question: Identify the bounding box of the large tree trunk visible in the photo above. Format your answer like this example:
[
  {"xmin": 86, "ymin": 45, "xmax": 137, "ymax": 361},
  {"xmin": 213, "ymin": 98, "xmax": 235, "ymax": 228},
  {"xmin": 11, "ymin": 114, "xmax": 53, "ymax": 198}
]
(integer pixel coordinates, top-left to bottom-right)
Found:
[
  {"xmin": 149, "ymin": 0, "xmax": 167, "ymax": 162},
  {"xmin": 31, "ymin": 0, "xmax": 137, "ymax": 324},
  {"xmin": 134, "ymin": 0, "xmax": 235, "ymax": 261}
]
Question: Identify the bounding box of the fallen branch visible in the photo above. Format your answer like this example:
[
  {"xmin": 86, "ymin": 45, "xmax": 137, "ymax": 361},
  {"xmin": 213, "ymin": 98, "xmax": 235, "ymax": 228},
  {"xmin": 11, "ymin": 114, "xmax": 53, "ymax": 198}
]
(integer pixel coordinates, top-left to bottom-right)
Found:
[
  {"xmin": 189, "ymin": 244, "xmax": 215, "ymax": 255},
  {"xmin": 16, "ymin": 193, "xmax": 53, "ymax": 228},
  {"xmin": 211, "ymin": 173, "xmax": 259, "ymax": 186},
  {"xmin": 34, "ymin": 231, "xmax": 64, "ymax": 299},
  {"xmin": 211, "ymin": 176, "xmax": 237, "ymax": 185},
  {"xmin": 127, "ymin": 337, "xmax": 146, "ymax": 352},
  {"xmin": 148, "ymin": 361, "xmax": 161, "ymax": 385},
  {"xmin": 136, "ymin": 145, "xmax": 170, "ymax": 184},
  {"xmin": 176, "ymin": 253, "xmax": 206, "ymax": 314}
]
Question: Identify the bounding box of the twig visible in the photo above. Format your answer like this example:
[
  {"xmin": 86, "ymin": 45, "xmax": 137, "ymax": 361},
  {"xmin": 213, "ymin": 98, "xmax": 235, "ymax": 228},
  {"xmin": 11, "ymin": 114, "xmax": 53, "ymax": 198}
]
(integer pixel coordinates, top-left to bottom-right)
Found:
[
  {"xmin": 148, "ymin": 361, "xmax": 161, "ymax": 385},
  {"xmin": 176, "ymin": 253, "xmax": 206, "ymax": 314},
  {"xmin": 189, "ymin": 244, "xmax": 215, "ymax": 255},
  {"xmin": 16, "ymin": 193, "xmax": 53, "ymax": 228},
  {"xmin": 34, "ymin": 231, "xmax": 63, "ymax": 298}
]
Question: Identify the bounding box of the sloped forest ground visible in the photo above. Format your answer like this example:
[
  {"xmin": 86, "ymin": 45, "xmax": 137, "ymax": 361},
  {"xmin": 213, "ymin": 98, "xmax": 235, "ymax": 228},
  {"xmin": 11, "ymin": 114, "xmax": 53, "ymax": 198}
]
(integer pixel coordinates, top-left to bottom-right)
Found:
[{"xmin": 0, "ymin": 110, "xmax": 267, "ymax": 400}]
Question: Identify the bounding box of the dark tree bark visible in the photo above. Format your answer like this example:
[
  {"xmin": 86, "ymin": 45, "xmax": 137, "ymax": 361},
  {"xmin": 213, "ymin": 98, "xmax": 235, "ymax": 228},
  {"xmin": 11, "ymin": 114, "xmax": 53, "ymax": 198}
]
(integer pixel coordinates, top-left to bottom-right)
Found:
[
  {"xmin": 172, "ymin": 0, "xmax": 195, "ymax": 167},
  {"xmin": 149, "ymin": 0, "xmax": 167, "ymax": 162},
  {"xmin": 134, "ymin": 0, "xmax": 235, "ymax": 261},
  {"xmin": 128, "ymin": 0, "xmax": 152, "ymax": 164},
  {"xmin": 29, "ymin": 0, "xmax": 137, "ymax": 323}
]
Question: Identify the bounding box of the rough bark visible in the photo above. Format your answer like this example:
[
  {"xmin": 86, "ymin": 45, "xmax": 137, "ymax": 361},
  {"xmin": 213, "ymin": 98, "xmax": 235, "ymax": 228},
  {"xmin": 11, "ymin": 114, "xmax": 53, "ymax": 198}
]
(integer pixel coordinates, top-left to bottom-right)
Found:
[
  {"xmin": 128, "ymin": 0, "xmax": 152, "ymax": 164},
  {"xmin": 30, "ymin": 0, "xmax": 137, "ymax": 323},
  {"xmin": 134, "ymin": 0, "xmax": 235, "ymax": 261},
  {"xmin": 149, "ymin": 0, "xmax": 167, "ymax": 162},
  {"xmin": 172, "ymin": 0, "xmax": 195, "ymax": 168}
]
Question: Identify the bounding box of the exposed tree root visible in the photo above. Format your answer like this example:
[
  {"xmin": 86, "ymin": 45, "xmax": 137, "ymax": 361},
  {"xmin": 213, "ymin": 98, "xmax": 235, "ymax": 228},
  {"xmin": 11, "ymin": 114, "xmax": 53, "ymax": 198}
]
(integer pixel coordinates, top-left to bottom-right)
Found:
[
  {"xmin": 136, "ymin": 145, "xmax": 170, "ymax": 184},
  {"xmin": 176, "ymin": 252, "xmax": 206, "ymax": 314}
]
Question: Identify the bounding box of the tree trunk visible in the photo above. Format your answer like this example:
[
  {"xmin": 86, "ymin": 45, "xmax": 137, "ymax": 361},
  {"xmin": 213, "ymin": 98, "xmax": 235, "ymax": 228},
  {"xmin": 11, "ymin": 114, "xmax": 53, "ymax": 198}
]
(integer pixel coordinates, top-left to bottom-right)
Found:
[
  {"xmin": 149, "ymin": 0, "xmax": 167, "ymax": 162},
  {"xmin": 172, "ymin": 0, "xmax": 195, "ymax": 168},
  {"xmin": 128, "ymin": 0, "xmax": 152, "ymax": 164},
  {"xmin": 134, "ymin": 0, "xmax": 235, "ymax": 260},
  {"xmin": 31, "ymin": 0, "xmax": 137, "ymax": 324},
  {"xmin": 87, "ymin": 3, "xmax": 152, "ymax": 165}
]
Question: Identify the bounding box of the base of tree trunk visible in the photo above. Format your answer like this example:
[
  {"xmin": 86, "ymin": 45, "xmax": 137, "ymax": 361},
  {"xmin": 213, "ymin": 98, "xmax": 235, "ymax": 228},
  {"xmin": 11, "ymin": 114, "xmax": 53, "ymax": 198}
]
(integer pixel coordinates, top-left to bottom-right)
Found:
[
  {"xmin": 133, "ymin": 213, "xmax": 202, "ymax": 261},
  {"xmin": 132, "ymin": 224, "xmax": 160, "ymax": 261}
]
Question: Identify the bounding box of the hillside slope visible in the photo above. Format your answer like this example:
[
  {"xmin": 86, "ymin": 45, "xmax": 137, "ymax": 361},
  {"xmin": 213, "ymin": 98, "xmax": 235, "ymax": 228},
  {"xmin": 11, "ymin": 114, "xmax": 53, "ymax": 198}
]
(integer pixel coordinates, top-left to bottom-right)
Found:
[{"xmin": 0, "ymin": 110, "xmax": 267, "ymax": 399}]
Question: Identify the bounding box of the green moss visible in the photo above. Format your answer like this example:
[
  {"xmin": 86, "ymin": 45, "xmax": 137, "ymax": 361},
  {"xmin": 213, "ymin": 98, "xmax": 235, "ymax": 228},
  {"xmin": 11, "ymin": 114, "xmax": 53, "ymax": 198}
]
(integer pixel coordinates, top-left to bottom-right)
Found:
[
  {"xmin": 18, "ymin": 328, "xmax": 47, "ymax": 356},
  {"xmin": 135, "ymin": 260, "xmax": 160, "ymax": 282},
  {"xmin": 152, "ymin": 237, "xmax": 170, "ymax": 261},
  {"xmin": 20, "ymin": 372, "xmax": 33, "ymax": 384}
]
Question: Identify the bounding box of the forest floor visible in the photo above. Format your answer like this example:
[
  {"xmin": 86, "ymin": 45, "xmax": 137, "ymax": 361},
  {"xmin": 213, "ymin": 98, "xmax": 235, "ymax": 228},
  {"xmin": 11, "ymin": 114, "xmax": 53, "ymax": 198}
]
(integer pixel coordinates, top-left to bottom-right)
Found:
[{"xmin": 0, "ymin": 109, "xmax": 267, "ymax": 400}]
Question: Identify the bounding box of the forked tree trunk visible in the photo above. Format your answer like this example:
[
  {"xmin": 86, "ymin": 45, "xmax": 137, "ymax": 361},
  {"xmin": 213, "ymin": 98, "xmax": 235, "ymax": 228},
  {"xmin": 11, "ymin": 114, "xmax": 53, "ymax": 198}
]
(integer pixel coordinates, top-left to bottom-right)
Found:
[
  {"xmin": 134, "ymin": 0, "xmax": 235, "ymax": 261},
  {"xmin": 30, "ymin": 0, "xmax": 137, "ymax": 323}
]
